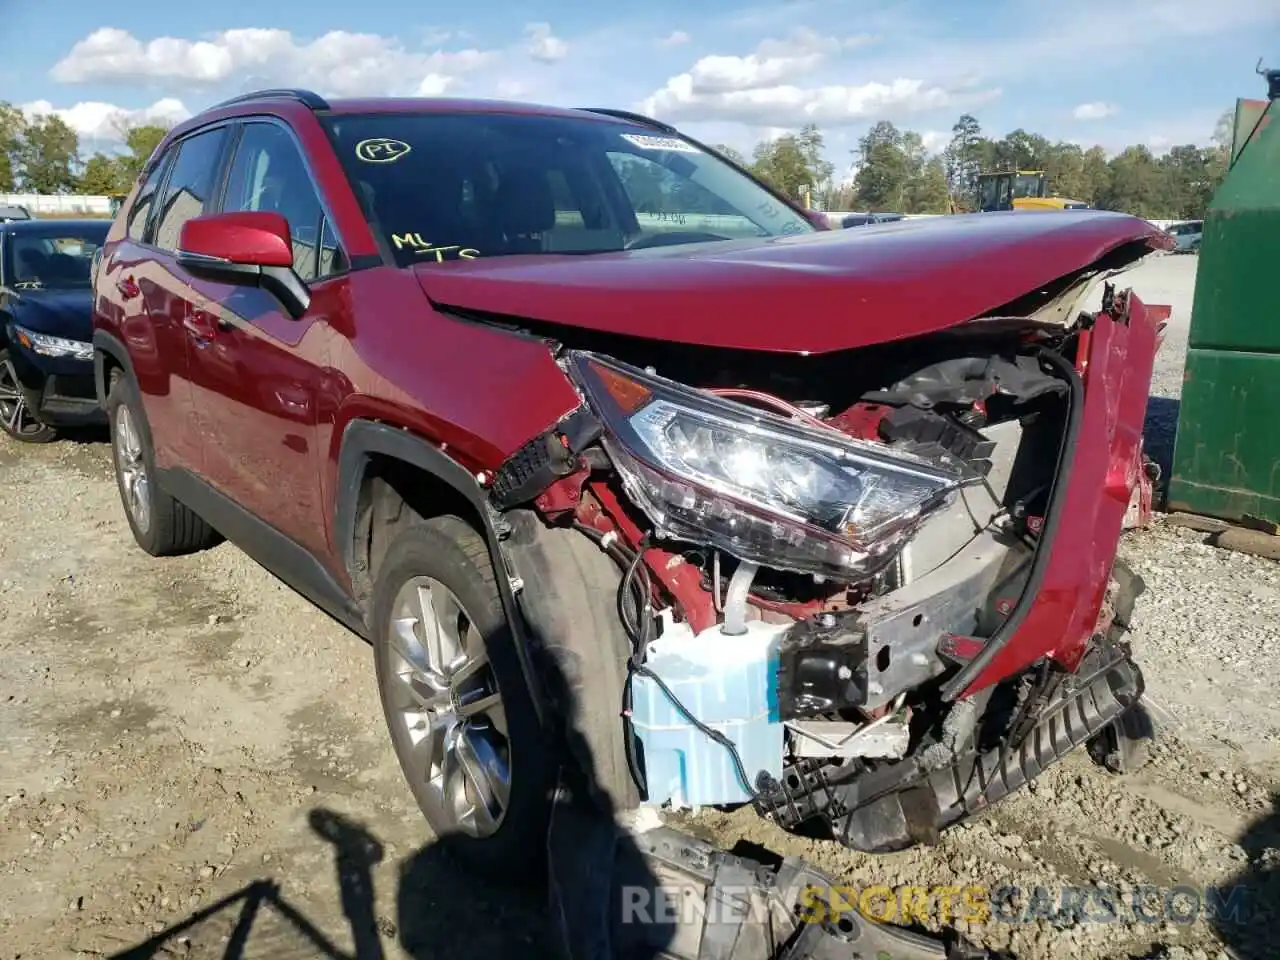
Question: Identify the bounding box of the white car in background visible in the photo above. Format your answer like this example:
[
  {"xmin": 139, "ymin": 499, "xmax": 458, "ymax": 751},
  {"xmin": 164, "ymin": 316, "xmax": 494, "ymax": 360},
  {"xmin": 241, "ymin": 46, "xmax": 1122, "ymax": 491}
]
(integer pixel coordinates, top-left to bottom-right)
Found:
[{"xmin": 1167, "ymin": 219, "xmax": 1203, "ymax": 253}]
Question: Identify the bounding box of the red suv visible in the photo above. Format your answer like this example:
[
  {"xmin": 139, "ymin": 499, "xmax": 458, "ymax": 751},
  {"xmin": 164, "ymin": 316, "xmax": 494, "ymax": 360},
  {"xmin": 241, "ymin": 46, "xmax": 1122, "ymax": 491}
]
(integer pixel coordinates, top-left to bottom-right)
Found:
[{"xmin": 92, "ymin": 88, "xmax": 1172, "ymax": 873}]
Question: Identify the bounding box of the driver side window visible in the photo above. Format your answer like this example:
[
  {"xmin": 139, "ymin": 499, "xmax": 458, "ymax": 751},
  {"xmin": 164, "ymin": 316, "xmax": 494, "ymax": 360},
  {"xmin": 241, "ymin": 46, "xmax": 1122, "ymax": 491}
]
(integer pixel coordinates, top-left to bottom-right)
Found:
[{"xmin": 223, "ymin": 123, "xmax": 347, "ymax": 282}]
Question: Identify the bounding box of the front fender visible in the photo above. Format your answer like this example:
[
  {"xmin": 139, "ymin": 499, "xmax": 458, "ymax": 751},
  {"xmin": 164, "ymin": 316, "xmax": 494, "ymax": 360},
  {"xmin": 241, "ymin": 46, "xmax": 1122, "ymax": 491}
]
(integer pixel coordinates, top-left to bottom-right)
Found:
[{"xmin": 334, "ymin": 418, "xmax": 547, "ymax": 726}]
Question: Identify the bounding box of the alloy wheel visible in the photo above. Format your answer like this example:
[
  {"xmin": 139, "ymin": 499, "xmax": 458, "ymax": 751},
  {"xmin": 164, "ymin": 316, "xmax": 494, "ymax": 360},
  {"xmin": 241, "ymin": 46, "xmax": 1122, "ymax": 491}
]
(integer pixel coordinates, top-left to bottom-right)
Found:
[
  {"xmin": 114, "ymin": 404, "xmax": 152, "ymax": 534},
  {"xmin": 385, "ymin": 575, "xmax": 510, "ymax": 838},
  {"xmin": 0, "ymin": 357, "xmax": 47, "ymax": 439}
]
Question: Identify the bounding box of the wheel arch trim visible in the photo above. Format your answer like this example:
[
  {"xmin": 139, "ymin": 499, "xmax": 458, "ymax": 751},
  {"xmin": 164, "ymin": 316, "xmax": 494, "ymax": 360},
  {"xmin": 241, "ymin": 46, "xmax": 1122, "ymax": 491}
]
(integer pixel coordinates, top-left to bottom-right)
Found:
[
  {"xmin": 92, "ymin": 329, "xmax": 138, "ymax": 408},
  {"xmin": 335, "ymin": 418, "xmax": 547, "ymax": 726}
]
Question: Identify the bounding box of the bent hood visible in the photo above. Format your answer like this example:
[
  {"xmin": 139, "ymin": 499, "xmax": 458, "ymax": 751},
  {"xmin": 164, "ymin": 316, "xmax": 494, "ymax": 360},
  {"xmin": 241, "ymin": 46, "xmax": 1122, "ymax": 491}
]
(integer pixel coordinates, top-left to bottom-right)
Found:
[
  {"xmin": 4, "ymin": 288, "xmax": 94, "ymax": 341},
  {"xmin": 413, "ymin": 210, "xmax": 1170, "ymax": 355}
]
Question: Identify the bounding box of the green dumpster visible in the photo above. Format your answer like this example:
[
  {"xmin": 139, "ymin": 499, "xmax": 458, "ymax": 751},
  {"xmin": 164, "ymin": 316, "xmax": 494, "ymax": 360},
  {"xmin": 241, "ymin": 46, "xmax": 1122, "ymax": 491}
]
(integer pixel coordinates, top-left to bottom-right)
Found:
[{"xmin": 1167, "ymin": 83, "xmax": 1280, "ymax": 525}]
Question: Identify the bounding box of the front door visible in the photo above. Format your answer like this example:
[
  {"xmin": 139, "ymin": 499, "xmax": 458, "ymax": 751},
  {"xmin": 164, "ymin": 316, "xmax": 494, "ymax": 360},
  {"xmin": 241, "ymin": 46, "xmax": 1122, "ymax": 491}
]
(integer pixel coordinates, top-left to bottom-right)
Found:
[{"xmin": 183, "ymin": 120, "xmax": 348, "ymax": 559}]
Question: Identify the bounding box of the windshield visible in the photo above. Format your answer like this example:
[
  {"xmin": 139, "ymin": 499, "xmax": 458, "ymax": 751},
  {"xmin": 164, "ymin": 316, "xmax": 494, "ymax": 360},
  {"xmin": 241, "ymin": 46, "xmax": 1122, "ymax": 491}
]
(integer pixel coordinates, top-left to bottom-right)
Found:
[
  {"xmin": 1013, "ymin": 173, "xmax": 1045, "ymax": 199},
  {"xmin": 6, "ymin": 226, "xmax": 108, "ymax": 290},
  {"xmin": 322, "ymin": 112, "xmax": 814, "ymax": 266}
]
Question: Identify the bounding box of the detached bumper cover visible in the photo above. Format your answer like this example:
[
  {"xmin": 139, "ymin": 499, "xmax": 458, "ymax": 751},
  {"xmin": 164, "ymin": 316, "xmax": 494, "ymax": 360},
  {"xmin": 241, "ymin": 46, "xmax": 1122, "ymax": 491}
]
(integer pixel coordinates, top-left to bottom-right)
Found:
[
  {"xmin": 548, "ymin": 768, "xmax": 987, "ymax": 960},
  {"xmin": 946, "ymin": 292, "xmax": 1161, "ymax": 699}
]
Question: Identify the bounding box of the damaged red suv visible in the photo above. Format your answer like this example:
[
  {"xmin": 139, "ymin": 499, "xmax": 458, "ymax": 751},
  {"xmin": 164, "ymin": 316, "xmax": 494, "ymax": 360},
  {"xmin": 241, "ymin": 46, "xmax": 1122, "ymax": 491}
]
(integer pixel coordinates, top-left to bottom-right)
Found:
[{"xmin": 92, "ymin": 89, "xmax": 1171, "ymax": 871}]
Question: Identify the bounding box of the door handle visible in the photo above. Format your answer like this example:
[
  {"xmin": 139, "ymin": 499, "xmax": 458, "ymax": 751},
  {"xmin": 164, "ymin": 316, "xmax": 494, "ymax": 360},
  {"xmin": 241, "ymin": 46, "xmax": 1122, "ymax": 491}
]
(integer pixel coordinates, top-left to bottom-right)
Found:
[
  {"xmin": 115, "ymin": 275, "xmax": 140, "ymax": 300},
  {"xmin": 183, "ymin": 308, "xmax": 227, "ymax": 342},
  {"xmin": 181, "ymin": 308, "xmax": 234, "ymax": 345}
]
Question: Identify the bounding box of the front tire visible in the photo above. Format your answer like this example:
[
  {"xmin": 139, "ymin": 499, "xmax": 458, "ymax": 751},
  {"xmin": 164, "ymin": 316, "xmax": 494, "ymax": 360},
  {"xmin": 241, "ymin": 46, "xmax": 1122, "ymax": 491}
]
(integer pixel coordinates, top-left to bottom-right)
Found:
[
  {"xmin": 372, "ymin": 516, "xmax": 550, "ymax": 876},
  {"xmin": 0, "ymin": 347, "xmax": 57, "ymax": 443},
  {"xmin": 105, "ymin": 369, "xmax": 219, "ymax": 556}
]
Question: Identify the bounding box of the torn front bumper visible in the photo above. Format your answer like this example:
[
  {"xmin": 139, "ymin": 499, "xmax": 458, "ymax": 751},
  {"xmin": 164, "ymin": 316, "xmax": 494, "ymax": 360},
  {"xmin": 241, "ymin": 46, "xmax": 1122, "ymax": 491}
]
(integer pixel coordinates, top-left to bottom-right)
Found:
[{"xmin": 757, "ymin": 654, "xmax": 1145, "ymax": 854}]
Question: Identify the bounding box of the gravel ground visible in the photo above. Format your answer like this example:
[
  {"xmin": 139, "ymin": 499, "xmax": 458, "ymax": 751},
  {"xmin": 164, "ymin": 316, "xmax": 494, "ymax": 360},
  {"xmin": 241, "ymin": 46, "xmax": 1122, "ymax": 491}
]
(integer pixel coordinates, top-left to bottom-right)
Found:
[{"xmin": 2, "ymin": 254, "xmax": 1278, "ymax": 960}]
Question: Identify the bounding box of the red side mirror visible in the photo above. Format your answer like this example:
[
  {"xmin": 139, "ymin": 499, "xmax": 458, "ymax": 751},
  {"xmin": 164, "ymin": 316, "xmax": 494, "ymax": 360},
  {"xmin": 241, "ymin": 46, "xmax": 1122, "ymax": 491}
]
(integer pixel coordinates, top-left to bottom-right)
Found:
[
  {"xmin": 176, "ymin": 211, "xmax": 310, "ymax": 319},
  {"xmin": 179, "ymin": 211, "xmax": 294, "ymax": 268}
]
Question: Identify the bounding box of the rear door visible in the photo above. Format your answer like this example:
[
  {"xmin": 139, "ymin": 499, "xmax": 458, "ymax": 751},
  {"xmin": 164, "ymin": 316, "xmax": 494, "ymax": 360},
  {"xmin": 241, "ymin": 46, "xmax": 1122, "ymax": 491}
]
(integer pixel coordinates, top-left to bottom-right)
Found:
[
  {"xmin": 183, "ymin": 118, "xmax": 348, "ymax": 558},
  {"xmin": 98, "ymin": 143, "xmax": 209, "ymax": 471},
  {"xmin": 141, "ymin": 125, "xmax": 233, "ymax": 474}
]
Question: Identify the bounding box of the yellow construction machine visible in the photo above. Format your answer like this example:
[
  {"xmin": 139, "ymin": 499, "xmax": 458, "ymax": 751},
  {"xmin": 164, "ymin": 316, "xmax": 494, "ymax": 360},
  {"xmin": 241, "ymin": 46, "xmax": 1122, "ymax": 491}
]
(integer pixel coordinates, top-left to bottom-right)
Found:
[{"xmin": 975, "ymin": 169, "xmax": 1089, "ymax": 212}]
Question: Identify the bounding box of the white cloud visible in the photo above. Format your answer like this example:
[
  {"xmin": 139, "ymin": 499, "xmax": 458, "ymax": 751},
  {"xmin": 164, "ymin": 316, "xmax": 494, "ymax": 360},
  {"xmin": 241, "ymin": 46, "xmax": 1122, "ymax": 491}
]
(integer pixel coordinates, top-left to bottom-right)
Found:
[
  {"xmin": 524, "ymin": 22, "xmax": 569, "ymax": 64},
  {"xmin": 688, "ymin": 53, "xmax": 821, "ymax": 93},
  {"xmin": 495, "ymin": 79, "xmax": 532, "ymax": 99},
  {"xmin": 920, "ymin": 130, "xmax": 948, "ymax": 152},
  {"xmin": 21, "ymin": 97, "xmax": 190, "ymax": 142},
  {"xmin": 50, "ymin": 26, "xmax": 497, "ymax": 98},
  {"xmin": 1073, "ymin": 101, "xmax": 1119, "ymax": 120},
  {"xmin": 637, "ymin": 27, "xmax": 993, "ymax": 128},
  {"xmin": 415, "ymin": 75, "xmax": 455, "ymax": 97},
  {"xmin": 673, "ymin": 27, "xmax": 878, "ymax": 97},
  {"xmin": 659, "ymin": 30, "xmax": 691, "ymax": 48},
  {"xmin": 641, "ymin": 74, "xmax": 999, "ymax": 129}
]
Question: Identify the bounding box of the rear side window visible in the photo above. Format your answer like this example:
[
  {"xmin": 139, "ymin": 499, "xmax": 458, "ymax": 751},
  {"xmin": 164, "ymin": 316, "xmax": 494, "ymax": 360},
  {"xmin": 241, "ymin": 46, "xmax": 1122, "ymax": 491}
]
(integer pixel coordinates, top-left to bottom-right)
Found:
[
  {"xmin": 222, "ymin": 122, "xmax": 335, "ymax": 282},
  {"xmin": 127, "ymin": 154, "xmax": 172, "ymax": 242},
  {"xmin": 153, "ymin": 128, "xmax": 228, "ymax": 252}
]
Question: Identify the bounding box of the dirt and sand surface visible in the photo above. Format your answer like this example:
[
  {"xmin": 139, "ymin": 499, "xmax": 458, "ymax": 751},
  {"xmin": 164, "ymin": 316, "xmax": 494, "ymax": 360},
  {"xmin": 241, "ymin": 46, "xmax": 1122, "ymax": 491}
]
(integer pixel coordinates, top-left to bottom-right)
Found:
[{"xmin": 1, "ymin": 254, "xmax": 1277, "ymax": 960}]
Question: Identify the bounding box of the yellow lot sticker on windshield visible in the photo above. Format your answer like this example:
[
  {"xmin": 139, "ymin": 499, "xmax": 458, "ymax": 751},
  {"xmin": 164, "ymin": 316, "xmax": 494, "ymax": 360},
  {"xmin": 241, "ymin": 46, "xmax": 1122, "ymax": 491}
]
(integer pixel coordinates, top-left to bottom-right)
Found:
[
  {"xmin": 356, "ymin": 138, "xmax": 412, "ymax": 163},
  {"xmin": 392, "ymin": 232, "xmax": 479, "ymax": 261}
]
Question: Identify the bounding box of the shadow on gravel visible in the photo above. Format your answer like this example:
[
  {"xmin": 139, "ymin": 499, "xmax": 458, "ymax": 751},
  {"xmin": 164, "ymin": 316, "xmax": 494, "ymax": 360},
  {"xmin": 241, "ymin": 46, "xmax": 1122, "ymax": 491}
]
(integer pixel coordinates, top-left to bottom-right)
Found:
[
  {"xmin": 106, "ymin": 806, "xmax": 563, "ymax": 959},
  {"xmin": 54, "ymin": 424, "xmax": 110, "ymax": 445},
  {"xmin": 1143, "ymin": 395, "xmax": 1180, "ymax": 502},
  {"xmin": 105, "ymin": 626, "xmax": 673, "ymax": 960},
  {"xmin": 1209, "ymin": 793, "xmax": 1280, "ymax": 960}
]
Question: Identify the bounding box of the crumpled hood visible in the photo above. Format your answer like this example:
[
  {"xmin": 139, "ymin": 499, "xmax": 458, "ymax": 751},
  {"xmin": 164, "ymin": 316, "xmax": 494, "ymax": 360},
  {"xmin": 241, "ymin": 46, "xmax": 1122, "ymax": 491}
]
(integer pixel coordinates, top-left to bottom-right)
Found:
[
  {"xmin": 413, "ymin": 210, "xmax": 1170, "ymax": 355},
  {"xmin": 4, "ymin": 288, "xmax": 93, "ymax": 340}
]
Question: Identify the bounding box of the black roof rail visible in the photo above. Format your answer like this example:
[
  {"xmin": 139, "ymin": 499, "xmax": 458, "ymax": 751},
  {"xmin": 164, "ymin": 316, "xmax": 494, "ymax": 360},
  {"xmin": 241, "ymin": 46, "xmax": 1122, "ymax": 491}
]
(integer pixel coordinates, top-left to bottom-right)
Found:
[
  {"xmin": 576, "ymin": 107, "xmax": 676, "ymax": 134},
  {"xmin": 211, "ymin": 88, "xmax": 330, "ymax": 111}
]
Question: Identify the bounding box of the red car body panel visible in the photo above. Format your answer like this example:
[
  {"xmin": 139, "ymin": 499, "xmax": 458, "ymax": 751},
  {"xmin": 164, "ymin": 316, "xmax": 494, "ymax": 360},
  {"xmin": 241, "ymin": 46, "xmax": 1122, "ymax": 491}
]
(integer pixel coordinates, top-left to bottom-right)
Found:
[
  {"xmin": 960, "ymin": 293, "xmax": 1162, "ymax": 697},
  {"xmin": 413, "ymin": 211, "xmax": 1168, "ymax": 354},
  {"xmin": 91, "ymin": 94, "xmax": 1168, "ymax": 707},
  {"xmin": 321, "ymin": 268, "xmax": 582, "ymax": 471}
]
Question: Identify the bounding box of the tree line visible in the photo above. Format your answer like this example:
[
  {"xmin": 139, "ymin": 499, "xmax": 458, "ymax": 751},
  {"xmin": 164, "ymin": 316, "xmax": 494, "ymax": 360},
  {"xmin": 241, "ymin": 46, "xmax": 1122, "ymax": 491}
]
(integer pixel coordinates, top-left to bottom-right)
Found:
[
  {"xmin": 0, "ymin": 103, "xmax": 169, "ymax": 197},
  {"xmin": 720, "ymin": 111, "xmax": 1235, "ymax": 220},
  {"xmin": 1, "ymin": 99, "xmax": 1232, "ymax": 222}
]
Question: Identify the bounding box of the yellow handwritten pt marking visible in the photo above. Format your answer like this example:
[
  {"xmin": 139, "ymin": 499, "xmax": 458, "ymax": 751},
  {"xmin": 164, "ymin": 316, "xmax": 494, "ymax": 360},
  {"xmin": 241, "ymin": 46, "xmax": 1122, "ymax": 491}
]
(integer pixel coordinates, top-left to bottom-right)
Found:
[{"xmin": 356, "ymin": 138, "xmax": 412, "ymax": 163}]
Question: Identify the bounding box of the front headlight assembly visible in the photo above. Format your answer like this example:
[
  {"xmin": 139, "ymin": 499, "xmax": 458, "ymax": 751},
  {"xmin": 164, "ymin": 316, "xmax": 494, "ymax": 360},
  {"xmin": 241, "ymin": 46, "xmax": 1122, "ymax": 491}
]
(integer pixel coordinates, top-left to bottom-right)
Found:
[
  {"xmin": 12, "ymin": 324, "xmax": 93, "ymax": 362},
  {"xmin": 567, "ymin": 351, "xmax": 966, "ymax": 580}
]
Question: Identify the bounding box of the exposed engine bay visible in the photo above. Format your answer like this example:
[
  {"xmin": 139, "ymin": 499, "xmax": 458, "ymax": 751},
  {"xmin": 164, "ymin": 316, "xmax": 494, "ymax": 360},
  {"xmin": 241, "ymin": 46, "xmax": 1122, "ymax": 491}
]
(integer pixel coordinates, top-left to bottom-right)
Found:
[{"xmin": 485, "ymin": 259, "xmax": 1159, "ymax": 855}]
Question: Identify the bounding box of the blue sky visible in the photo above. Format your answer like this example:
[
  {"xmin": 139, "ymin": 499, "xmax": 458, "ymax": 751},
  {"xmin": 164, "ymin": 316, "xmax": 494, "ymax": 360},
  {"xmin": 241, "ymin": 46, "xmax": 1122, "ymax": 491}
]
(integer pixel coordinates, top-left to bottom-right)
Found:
[{"xmin": 3, "ymin": 0, "xmax": 1276, "ymax": 176}]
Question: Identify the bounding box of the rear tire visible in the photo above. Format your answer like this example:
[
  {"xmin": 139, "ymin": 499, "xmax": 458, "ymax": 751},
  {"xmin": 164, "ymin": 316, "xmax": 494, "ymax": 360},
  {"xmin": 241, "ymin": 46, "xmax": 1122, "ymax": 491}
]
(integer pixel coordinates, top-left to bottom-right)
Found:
[{"xmin": 106, "ymin": 369, "xmax": 220, "ymax": 556}]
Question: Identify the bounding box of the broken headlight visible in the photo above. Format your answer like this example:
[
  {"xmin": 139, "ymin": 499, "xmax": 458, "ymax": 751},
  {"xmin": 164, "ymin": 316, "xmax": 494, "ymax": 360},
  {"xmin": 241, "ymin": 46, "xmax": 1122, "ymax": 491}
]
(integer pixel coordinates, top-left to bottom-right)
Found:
[{"xmin": 567, "ymin": 351, "xmax": 964, "ymax": 579}]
